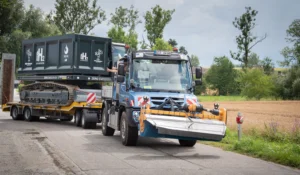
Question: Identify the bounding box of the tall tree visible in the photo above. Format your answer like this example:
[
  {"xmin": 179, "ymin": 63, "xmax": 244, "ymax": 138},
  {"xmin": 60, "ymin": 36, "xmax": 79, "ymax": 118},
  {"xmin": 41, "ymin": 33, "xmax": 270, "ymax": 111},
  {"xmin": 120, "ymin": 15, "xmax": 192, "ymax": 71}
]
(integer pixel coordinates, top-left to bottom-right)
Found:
[
  {"xmin": 179, "ymin": 46, "xmax": 188, "ymax": 54},
  {"xmin": 168, "ymin": 39, "xmax": 177, "ymax": 47},
  {"xmin": 280, "ymin": 19, "xmax": 300, "ymax": 67},
  {"xmin": 49, "ymin": 0, "xmax": 106, "ymax": 34},
  {"xmin": 108, "ymin": 5, "xmax": 141, "ymax": 50},
  {"xmin": 127, "ymin": 5, "xmax": 142, "ymax": 31},
  {"xmin": 152, "ymin": 38, "xmax": 173, "ymax": 51},
  {"xmin": 205, "ymin": 56, "xmax": 239, "ymax": 95},
  {"xmin": 144, "ymin": 5, "xmax": 175, "ymax": 47},
  {"xmin": 230, "ymin": 7, "xmax": 267, "ymax": 69},
  {"xmin": 190, "ymin": 55, "xmax": 200, "ymax": 67},
  {"xmin": 0, "ymin": 0, "xmax": 24, "ymax": 36}
]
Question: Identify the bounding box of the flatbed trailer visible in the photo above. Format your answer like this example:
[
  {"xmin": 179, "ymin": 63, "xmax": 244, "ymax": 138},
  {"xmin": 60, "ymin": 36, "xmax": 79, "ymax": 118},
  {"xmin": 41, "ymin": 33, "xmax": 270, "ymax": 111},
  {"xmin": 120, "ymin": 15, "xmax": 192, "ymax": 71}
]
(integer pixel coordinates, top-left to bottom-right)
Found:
[{"xmin": 2, "ymin": 100, "xmax": 103, "ymax": 129}]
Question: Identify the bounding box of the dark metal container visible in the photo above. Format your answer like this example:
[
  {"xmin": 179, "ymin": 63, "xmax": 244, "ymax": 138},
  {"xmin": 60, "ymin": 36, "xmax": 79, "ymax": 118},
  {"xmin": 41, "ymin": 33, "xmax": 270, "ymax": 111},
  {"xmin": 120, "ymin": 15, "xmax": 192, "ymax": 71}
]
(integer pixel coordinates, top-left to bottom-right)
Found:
[{"xmin": 18, "ymin": 34, "xmax": 112, "ymax": 76}]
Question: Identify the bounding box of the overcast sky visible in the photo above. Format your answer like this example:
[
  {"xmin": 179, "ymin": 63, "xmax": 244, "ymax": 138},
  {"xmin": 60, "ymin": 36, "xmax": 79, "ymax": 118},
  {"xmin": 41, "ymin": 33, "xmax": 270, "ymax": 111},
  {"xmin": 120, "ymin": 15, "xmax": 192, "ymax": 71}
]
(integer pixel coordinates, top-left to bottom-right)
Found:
[{"xmin": 24, "ymin": 0, "xmax": 300, "ymax": 67}]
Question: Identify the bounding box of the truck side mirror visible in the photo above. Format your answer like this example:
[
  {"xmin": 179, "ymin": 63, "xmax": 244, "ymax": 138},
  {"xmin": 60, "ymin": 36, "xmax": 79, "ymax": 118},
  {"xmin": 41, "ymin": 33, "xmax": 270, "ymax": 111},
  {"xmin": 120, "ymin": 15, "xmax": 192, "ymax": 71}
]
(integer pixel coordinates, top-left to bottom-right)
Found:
[
  {"xmin": 117, "ymin": 75, "xmax": 125, "ymax": 83},
  {"xmin": 196, "ymin": 67, "xmax": 202, "ymax": 79},
  {"xmin": 118, "ymin": 64, "xmax": 125, "ymax": 76},
  {"xmin": 195, "ymin": 80, "xmax": 202, "ymax": 86}
]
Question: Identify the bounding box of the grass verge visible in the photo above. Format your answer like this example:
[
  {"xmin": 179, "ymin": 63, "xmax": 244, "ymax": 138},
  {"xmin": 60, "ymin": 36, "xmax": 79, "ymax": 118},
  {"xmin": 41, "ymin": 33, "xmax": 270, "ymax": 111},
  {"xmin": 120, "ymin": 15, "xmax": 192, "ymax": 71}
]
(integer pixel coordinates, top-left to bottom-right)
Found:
[
  {"xmin": 198, "ymin": 95, "xmax": 281, "ymax": 102},
  {"xmin": 199, "ymin": 126, "xmax": 300, "ymax": 168}
]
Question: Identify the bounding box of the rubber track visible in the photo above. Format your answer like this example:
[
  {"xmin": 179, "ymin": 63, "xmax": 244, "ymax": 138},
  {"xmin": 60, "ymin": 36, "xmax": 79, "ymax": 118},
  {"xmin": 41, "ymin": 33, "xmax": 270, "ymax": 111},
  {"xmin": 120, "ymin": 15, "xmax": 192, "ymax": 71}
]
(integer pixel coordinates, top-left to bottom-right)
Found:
[{"xmin": 20, "ymin": 82, "xmax": 78, "ymax": 106}]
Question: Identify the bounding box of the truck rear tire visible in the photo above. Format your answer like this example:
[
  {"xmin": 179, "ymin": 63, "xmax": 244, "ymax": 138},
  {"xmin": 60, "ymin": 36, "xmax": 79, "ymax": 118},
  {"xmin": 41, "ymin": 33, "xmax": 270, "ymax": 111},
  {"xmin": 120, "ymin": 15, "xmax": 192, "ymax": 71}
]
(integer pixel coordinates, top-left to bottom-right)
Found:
[
  {"xmin": 74, "ymin": 110, "xmax": 82, "ymax": 127},
  {"xmin": 178, "ymin": 139, "xmax": 197, "ymax": 147},
  {"xmin": 24, "ymin": 107, "xmax": 34, "ymax": 122},
  {"xmin": 102, "ymin": 105, "xmax": 115, "ymax": 136},
  {"xmin": 120, "ymin": 112, "xmax": 138, "ymax": 146},
  {"xmin": 11, "ymin": 106, "xmax": 23, "ymax": 120}
]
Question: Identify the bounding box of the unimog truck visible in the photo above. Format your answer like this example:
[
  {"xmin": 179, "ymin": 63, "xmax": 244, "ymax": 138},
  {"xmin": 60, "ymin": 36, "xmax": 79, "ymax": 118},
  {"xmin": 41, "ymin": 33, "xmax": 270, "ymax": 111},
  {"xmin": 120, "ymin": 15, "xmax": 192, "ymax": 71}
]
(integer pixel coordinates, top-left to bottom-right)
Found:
[{"xmin": 101, "ymin": 50, "xmax": 227, "ymax": 147}]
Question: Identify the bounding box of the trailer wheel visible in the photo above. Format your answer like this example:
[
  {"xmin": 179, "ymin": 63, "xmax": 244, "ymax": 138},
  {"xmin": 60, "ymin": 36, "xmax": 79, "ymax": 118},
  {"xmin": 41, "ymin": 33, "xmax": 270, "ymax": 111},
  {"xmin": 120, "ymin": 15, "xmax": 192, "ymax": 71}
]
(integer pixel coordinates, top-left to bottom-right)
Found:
[
  {"xmin": 74, "ymin": 110, "xmax": 82, "ymax": 127},
  {"xmin": 102, "ymin": 105, "xmax": 115, "ymax": 136},
  {"xmin": 178, "ymin": 139, "xmax": 197, "ymax": 147},
  {"xmin": 120, "ymin": 112, "xmax": 138, "ymax": 146},
  {"xmin": 11, "ymin": 106, "xmax": 23, "ymax": 120},
  {"xmin": 24, "ymin": 107, "xmax": 34, "ymax": 122},
  {"xmin": 81, "ymin": 113, "xmax": 87, "ymax": 129}
]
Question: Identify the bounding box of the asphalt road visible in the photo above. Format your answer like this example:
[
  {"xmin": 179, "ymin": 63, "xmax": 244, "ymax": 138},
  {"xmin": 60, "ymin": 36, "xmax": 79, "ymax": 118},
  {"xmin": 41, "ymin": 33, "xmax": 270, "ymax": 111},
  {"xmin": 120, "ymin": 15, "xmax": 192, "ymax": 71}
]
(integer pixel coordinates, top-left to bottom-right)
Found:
[{"xmin": 0, "ymin": 91, "xmax": 299, "ymax": 175}]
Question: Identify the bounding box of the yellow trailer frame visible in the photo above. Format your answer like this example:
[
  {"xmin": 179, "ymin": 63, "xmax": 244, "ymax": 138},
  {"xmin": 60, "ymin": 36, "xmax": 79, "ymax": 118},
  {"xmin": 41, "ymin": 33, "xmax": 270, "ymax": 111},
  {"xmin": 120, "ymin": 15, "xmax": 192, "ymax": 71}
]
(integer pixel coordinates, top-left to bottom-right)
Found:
[{"xmin": 2, "ymin": 101, "xmax": 103, "ymax": 129}]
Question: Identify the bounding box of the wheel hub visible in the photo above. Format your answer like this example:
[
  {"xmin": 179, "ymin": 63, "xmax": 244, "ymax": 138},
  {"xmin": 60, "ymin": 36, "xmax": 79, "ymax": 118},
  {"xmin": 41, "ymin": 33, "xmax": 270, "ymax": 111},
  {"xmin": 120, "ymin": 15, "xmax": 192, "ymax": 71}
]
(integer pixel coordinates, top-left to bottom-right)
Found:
[{"xmin": 121, "ymin": 118, "xmax": 126, "ymax": 140}]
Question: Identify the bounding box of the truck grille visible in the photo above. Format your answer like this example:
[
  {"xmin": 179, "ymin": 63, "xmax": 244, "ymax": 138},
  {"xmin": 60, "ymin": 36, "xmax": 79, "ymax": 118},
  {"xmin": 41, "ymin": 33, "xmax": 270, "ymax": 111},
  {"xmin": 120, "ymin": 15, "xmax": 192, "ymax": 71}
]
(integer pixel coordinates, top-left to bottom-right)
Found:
[{"xmin": 151, "ymin": 97, "xmax": 184, "ymax": 106}]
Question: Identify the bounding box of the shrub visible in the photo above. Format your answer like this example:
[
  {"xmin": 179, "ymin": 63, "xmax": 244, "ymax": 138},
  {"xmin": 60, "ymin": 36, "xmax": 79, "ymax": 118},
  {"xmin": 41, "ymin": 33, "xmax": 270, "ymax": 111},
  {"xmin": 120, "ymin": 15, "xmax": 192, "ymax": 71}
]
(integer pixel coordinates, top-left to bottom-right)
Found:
[{"xmin": 238, "ymin": 69, "xmax": 275, "ymax": 99}]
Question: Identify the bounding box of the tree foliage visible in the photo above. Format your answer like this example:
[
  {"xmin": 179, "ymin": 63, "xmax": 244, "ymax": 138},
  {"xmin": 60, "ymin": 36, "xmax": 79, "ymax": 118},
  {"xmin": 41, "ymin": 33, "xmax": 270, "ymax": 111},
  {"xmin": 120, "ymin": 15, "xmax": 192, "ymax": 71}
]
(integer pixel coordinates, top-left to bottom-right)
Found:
[
  {"xmin": 168, "ymin": 39, "xmax": 177, "ymax": 47},
  {"xmin": 49, "ymin": 0, "xmax": 106, "ymax": 34},
  {"xmin": 190, "ymin": 55, "xmax": 200, "ymax": 67},
  {"xmin": 110, "ymin": 5, "xmax": 141, "ymax": 31},
  {"xmin": 280, "ymin": 19, "xmax": 300, "ymax": 67},
  {"xmin": 152, "ymin": 38, "xmax": 173, "ymax": 51},
  {"xmin": 238, "ymin": 69, "xmax": 274, "ymax": 99},
  {"xmin": 107, "ymin": 27, "xmax": 126, "ymax": 43},
  {"xmin": 21, "ymin": 5, "xmax": 61, "ymax": 38},
  {"xmin": 0, "ymin": 4, "xmax": 61, "ymax": 65},
  {"xmin": 179, "ymin": 46, "xmax": 188, "ymax": 54},
  {"xmin": 261, "ymin": 57, "xmax": 274, "ymax": 75},
  {"xmin": 248, "ymin": 53, "xmax": 260, "ymax": 68},
  {"xmin": 0, "ymin": 0, "xmax": 24, "ymax": 36},
  {"xmin": 230, "ymin": 6, "xmax": 267, "ymax": 69},
  {"xmin": 205, "ymin": 56, "xmax": 239, "ymax": 95},
  {"xmin": 108, "ymin": 5, "xmax": 141, "ymax": 50},
  {"xmin": 144, "ymin": 5, "xmax": 175, "ymax": 47},
  {"xmin": 140, "ymin": 35, "xmax": 149, "ymax": 49}
]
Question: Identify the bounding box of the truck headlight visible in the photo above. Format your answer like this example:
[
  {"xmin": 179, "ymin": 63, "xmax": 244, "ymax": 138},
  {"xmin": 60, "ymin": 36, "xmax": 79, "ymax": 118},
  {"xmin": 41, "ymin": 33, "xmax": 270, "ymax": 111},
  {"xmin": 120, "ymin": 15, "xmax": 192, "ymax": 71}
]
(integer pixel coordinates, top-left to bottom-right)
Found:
[{"xmin": 132, "ymin": 111, "xmax": 140, "ymax": 123}]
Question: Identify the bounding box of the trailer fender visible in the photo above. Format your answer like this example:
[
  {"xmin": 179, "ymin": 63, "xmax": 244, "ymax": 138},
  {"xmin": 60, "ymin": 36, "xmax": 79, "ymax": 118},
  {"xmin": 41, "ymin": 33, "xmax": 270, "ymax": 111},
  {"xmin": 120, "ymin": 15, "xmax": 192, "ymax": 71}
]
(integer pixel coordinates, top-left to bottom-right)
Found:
[{"xmin": 82, "ymin": 109, "xmax": 98, "ymax": 123}]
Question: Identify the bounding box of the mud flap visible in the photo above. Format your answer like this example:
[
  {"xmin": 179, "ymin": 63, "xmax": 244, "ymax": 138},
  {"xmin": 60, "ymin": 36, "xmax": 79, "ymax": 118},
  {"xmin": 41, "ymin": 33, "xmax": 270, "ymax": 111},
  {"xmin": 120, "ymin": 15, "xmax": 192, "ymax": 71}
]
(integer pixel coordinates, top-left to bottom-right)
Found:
[{"xmin": 145, "ymin": 114, "xmax": 226, "ymax": 141}]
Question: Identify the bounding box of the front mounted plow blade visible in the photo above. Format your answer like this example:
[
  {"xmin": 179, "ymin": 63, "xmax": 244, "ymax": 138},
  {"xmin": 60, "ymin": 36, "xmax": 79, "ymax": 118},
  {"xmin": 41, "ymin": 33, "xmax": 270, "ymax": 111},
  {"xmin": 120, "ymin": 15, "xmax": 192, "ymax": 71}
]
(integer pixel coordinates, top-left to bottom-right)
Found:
[
  {"xmin": 139, "ymin": 103, "xmax": 227, "ymax": 141},
  {"xmin": 145, "ymin": 114, "xmax": 226, "ymax": 141}
]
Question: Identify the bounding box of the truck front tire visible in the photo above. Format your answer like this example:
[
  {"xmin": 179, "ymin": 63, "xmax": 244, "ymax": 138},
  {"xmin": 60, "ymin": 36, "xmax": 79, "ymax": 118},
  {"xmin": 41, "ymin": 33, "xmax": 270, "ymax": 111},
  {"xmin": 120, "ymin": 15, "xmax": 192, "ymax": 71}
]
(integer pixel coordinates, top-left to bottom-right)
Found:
[
  {"xmin": 178, "ymin": 139, "xmax": 197, "ymax": 147},
  {"xmin": 120, "ymin": 112, "xmax": 138, "ymax": 146},
  {"xmin": 102, "ymin": 105, "xmax": 115, "ymax": 136}
]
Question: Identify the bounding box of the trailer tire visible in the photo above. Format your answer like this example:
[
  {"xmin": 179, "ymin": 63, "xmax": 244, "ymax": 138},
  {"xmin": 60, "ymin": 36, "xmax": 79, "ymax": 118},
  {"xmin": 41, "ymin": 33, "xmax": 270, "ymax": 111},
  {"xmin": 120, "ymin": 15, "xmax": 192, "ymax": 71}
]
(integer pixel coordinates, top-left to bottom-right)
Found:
[
  {"xmin": 74, "ymin": 110, "xmax": 82, "ymax": 127},
  {"xmin": 102, "ymin": 105, "xmax": 115, "ymax": 136},
  {"xmin": 178, "ymin": 139, "xmax": 197, "ymax": 147},
  {"xmin": 11, "ymin": 106, "xmax": 23, "ymax": 120},
  {"xmin": 24, "ymin": 107, "xmax": 34, "ymax": 122},
  {"xmin": 120, "ymin": 112, "xmax": 138, "ymax": 146}
]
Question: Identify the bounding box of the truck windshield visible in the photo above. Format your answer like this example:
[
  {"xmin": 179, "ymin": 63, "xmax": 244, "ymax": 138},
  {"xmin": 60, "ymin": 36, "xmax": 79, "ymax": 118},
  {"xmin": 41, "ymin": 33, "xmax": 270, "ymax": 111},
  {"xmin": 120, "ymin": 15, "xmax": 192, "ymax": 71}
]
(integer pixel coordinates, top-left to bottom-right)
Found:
[
  {"xmin": 132, "ymin": 59, "xmax": 192, "ymax": 93},
  {"xmin": 112, "ymin": 45, "xmax": 126, "ymax": 64}
]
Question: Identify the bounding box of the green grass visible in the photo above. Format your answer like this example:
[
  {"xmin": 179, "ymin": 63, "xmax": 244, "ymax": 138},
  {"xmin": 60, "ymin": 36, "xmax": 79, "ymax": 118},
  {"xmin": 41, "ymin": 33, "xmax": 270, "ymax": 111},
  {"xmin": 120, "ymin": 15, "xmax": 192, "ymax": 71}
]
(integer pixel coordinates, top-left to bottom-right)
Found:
[
  {"xmin": 200, "ymin": 127, "xmax": 300, "ymax": 168},
  {"xmin": 198, "ymin": 95, "xmax": 281, "ymax": 102}
]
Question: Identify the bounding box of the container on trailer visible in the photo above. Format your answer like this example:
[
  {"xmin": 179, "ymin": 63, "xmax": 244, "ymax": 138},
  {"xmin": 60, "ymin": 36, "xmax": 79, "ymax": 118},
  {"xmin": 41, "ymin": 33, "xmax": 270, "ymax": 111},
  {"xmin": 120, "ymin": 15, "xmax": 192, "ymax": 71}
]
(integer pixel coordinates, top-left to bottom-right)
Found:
[{"xmin": 18, "ymin": 34, "xmax": 112, "ymax": 76}]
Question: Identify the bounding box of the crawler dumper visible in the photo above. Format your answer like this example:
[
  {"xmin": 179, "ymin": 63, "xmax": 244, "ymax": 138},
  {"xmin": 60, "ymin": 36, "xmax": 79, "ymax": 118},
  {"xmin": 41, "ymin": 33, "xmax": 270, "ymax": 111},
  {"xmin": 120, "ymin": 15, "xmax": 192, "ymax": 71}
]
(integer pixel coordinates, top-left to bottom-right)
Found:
[{"xmin": 1, "ymin": 34, "xmax": 127, "ymax": 129}]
